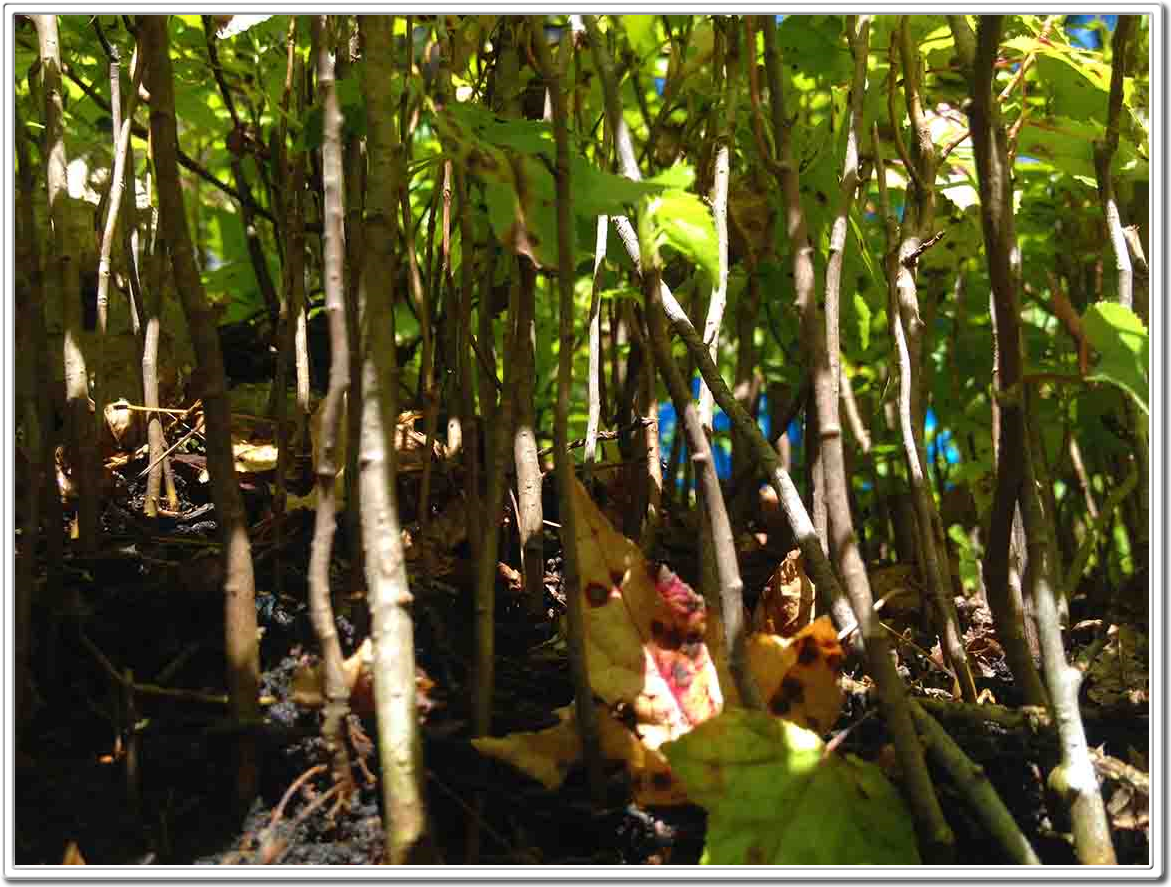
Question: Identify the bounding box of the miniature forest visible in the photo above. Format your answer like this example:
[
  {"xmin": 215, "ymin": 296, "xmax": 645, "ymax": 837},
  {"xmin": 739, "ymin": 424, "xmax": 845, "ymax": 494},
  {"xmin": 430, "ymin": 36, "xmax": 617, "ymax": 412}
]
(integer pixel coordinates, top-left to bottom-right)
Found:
[{"xmin": 13, "ymin": 13, "xmax": 1150, "ymax": 867}]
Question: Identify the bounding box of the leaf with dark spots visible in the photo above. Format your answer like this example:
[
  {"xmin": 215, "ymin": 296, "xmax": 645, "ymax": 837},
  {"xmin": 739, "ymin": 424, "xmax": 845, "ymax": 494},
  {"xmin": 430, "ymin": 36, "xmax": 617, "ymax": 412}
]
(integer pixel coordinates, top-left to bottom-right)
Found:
[
  {"xmin": 585, "ymin": 583, "xmax": 611, "ymax": 607},
  {"xmin": 796, "ymin": 634, "xmax": 819, "ymax": 665},
  {"xmin": 709, "ymin": 613, "xmax": 844, "ymax": 735},
  {"xmin": 571, "ymin": 478, "xmax": 723, "ymax": 750},
  {"xmin": 779, "ymin": 675, "xmax": 805, "ymax": 706},
  {"xmin": 769, "ymin": 695, "xmax": 791, "ymax": 717}
]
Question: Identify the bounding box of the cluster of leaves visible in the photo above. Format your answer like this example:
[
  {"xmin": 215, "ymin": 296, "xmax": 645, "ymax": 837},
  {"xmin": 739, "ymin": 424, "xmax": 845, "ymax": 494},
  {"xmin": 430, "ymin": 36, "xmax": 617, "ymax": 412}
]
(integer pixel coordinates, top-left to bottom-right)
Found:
[{"xmin": 474, "ymin": 482, "xmax": 918, "ymax": 864}]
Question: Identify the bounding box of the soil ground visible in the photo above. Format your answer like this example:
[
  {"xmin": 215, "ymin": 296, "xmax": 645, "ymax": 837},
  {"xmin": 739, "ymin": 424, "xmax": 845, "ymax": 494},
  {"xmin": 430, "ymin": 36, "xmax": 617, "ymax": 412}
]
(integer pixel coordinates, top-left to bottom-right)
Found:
[{"xmin": 13, "ymin": 380, "xmax": 1149, "ymax": 867}]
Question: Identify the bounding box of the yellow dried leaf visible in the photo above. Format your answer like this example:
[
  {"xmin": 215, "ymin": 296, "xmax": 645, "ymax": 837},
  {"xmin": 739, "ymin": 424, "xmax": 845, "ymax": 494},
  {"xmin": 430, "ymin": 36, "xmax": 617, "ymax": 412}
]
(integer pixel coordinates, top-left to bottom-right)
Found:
[
  {"xmin": 746, "ymin": 618, "xmax": 844, "ymax": 736},
  {"xmin": 62, "ymin": 842, "xmax": 86, "ymax": 865},
  {"xmin": 471, "ymin": 703, "xmax": 689, "ymax": 805},
  {"xmin": 232, "ymin": 441, "xmax": 280, "ymax": 473},
  {"xmin": 291, "ymin": 638, "xmax": 371, "ymax": 709}
]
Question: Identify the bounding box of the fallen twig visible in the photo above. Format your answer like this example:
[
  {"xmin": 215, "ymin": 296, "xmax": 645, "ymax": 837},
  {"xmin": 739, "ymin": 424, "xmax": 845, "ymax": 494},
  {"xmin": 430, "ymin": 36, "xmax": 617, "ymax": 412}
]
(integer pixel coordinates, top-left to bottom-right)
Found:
[
  {"xmin": 78, "ymin": 630, "xmax": 277, "ymax": 707},
  {"xmin": 909, "ymin": 701, "xmax": 1041, "ymax": 864}
]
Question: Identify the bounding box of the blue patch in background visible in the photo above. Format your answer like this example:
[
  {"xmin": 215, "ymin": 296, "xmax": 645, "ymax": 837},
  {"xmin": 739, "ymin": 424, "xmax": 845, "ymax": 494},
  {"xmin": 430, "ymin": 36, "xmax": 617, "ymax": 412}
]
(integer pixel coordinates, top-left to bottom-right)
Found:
[
  {"xmin": 1065, "ymin": 14, "xmax": 1118, "ymax": 50},
  {"xmin": 659, "ymin": 380, "xmax": 957, "ymax": 486}
]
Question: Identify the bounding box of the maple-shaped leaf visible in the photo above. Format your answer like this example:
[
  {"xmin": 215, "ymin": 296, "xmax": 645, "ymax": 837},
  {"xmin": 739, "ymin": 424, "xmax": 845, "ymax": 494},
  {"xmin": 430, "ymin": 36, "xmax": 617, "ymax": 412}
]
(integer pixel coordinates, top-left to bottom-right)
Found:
[
  {"xmin": 571, "ymin": 479, "xmax": 722, "ymax": 748},
  {"xmin": 663, "ymin": 710, "xmax": 921, "ymax": 865}
]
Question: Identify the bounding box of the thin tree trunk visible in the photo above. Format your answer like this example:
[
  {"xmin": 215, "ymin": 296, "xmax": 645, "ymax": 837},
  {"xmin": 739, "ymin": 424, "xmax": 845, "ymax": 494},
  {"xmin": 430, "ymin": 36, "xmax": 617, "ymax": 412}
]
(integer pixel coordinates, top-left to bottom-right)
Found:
[
  {"xmin": 1093, "ymin": 14, "xmax": 1148, "ymax": 562},
  {"xmin": 454, "ymin": 166, "xmax": 482, "ymax": 552},
  {"xmin": 514, "ymin": 259, "xmax": 545, "ymax": 616},
  {"xmin": 695, "ymin": 144, "xmax": 731, "ymax": 608},
  {"xmin": 338, "ymin": 20, "xmax": 366, "ymax": 596},
  {"xmin": 818, "ymin": 13, "xmax": 872, "ymax": 601},
  {"xmin": 582, "ymin": 15, "xmax": 657, "ymax": 541},
  {"xmin": 105, "ymin": 36, "xmax": 146, "ymax": 345},
  {"xmin": 584, "ymin": 214, "xmax": 609, "ymax": 477},
  {"xmin": 471, "ymin": 275, "xmax": 515, "ymax": 740},
  {"xmin": 1021, "ymin": 417, "xmax": 1117, "ymax": 864},
  {"xmin": 358, "ymin": 15, "xmax": 434, "ymax": 863},
  {"xmin": 306, "ymin": 14, "xmax": 355, "ymax": 804},
  {"xmin": 94, "ymin": 47, "xmax": 145, "ymax": 455},
  {"xmin": 270, "ymin": 33, "xmax": 304, "ymax": 594},
  {"xmin": 637, "ymin": 305, "xmax": 663, "ymax": 551},
  {"xmin": 733, "ymin": 263, "xmax": 762, "ymax": 488},
  {"xmin": 577, "ymin": 15, "xmax": 607, "ymax": 493},
  {"xmin": 142, "ymin": 233, "xmax": 175, "ymax": 517},
  {"xmin": 950, "ymin": 13, "xmax": 1050, "ymax": 709},
  {"xmin": 645, "ymin": 262, "xmax": 762, "ymax": 711},
  {"xmin": 397, "ymin": 124, "xmax": 435, "ymax": 524},
  {"xmin": 416, "ymin": 163, "xmax": 445, "ymax": 529},
  {"xmin": 292, "ymin": 51, "xmax": 313, "ymax": 444},
  {"xmin": 15, "ymin": 120, "xmax": 46, "ymax": 737},
  {"xmin": 882, "ymin": 17, "xmax": 978, "ymax": 701},
  {"xmin": 141, "ymin": 13, "xmax": 260, "ymax": 805},
  {"xmin": 1094, "ymin": 14, "xmax": 1136, "ymax": 312},
  {"xmin": 531, "ymin": 17, "xmax": 605, "ymax": 803},
  {"xmin": 35, "ymin": 14, "xmax": 99, "ymax": 555}
]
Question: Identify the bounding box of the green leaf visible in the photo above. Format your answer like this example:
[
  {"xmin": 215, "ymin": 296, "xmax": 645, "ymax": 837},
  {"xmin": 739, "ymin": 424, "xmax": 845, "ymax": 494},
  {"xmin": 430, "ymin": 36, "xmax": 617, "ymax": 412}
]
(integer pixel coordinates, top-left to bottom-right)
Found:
[
  {"xmin": 1082, "ymin": 301, "xmax": 1149, "ymax": 414},
  {"xmin": 640, "ymin": 191, "xmax": 718, "ymax": 281},
  {"xmin": 851, "ymin": 291, "xmax": 872, "ymax": 353},
  {"xmin": 443, "ymin": 101, "xmax": 553, "ymax": 158},
  {"xmin": 1015, "ymin": 118, "xmax": 1097, "ymax": 180},
  {"xmin": 572, "ymin": 159, "xmax": 675, "ymax": 218},
  {"xmin": 776, "ymin": 16, "xmax": 852, "ymax": 83},
  {"xmin": 847, "ymin": 206, "xmax": 880, "ymax": 289},
  {"xmin": 622, "ymin": 14, "xmax": 660, "ymax": 61},
  {"xmin": 663, "ymin": 710, "xmax": 921, "ymax": 865},
  {"xmin": 1008, "ymin": 37, "xmax": 1112, "ymax": 124},
  {"xmin": 1015, "ymin": 117, "xmax": 1145, "ymax": 184},
  {"xmin": 202, "ymin": 261, "xmax": 261, "ymax": 324},
  {"xmin": 647, "ymin": 163, "xmax": 695, "ymax": 191},
  {"xmin": 295, "ymin": 103, "xmax": 325, "ymax": 152},
  {"xmin": 439, "ymin": 102, "xmax": 681, "ymax": 232}
]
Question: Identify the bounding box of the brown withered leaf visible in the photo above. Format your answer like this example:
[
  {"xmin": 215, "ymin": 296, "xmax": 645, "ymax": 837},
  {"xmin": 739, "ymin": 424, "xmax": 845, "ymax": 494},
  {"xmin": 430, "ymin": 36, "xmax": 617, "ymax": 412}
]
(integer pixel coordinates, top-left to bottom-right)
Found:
[
  {"xmin": 753, "ymin": 549, "xmax": 814, "ymax": 637},
  {"xmin": 393, "ymin": 410, "xmax": 448, "ymax": 472},
  {"xmin": 292, "ymin": 638, "xmax": 438, "ymax": 720}
]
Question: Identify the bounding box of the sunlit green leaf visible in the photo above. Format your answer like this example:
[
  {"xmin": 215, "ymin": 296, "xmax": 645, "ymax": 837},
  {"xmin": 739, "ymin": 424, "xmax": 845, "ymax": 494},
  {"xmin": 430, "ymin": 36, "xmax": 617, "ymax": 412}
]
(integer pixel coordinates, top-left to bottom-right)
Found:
[
  {"xmin": 1082, "ymin": 301, "xmax": 1149, "ymax": 414},
  {"xmin": 622, "ymin": 14, "xmax": 661, "ymax": 60},
  {"xmin": 663, "ymin": 711, "xmax": 921, "ymax": 865},
  {"xmin": 640, "ymin": 190, "xmax": 718, "ymax": 281}
]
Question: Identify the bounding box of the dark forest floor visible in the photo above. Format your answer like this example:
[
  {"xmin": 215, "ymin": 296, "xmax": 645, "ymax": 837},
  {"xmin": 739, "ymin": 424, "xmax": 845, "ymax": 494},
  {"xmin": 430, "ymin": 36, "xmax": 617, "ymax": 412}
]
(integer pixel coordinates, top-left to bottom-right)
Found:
[{"xmin": 13, "ymin": 379, "xmax": 1150, "ymax": 867}]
